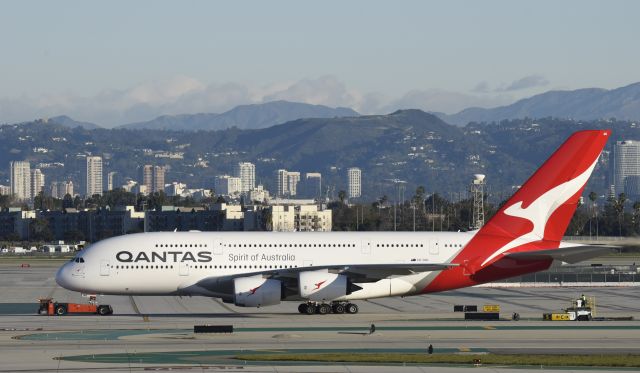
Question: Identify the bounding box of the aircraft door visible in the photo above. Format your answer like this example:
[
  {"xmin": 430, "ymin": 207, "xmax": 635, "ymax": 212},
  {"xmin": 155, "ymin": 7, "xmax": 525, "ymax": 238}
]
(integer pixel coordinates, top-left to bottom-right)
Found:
[
  {"xmin": 179, "ymin": 262, "xmax": 189, "ymax": 276},
  {"xmin": 429, "ymin": 240, "xmax": 439, "ymax": 256},
  {"xmin": 213, "ymin": 238, "xmax": 223, "ymax": 255},
  {"xmin": 361, "ymin": 238, "xmax": 372, "ymax": 255},
  {"xmin": 99, "ymin": 260, "xmax": 110, "ymax": 276}
]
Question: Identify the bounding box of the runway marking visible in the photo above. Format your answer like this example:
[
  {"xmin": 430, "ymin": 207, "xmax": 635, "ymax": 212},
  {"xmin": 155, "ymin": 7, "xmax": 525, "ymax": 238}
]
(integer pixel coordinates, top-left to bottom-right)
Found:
[
  {"xmin": 19, "ymin": 323, "xmax": 640, "ymax": 342},
  {"xmin": 213, "ymin": 298, "xmax": 238, "ymax": 313},
  {"xmin": 365, "ymin": 299, "xmax": 404, "ymax": 312},
  {"xmin": 128, "ymin": 296, "xmax": 150, "ymax": 322}
]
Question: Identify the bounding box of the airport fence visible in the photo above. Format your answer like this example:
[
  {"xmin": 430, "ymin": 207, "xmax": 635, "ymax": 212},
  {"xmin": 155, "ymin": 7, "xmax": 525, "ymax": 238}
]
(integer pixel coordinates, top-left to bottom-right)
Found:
[{"xmin": 503, "ymin": 264, "xmax": 640, "ymax": 284}]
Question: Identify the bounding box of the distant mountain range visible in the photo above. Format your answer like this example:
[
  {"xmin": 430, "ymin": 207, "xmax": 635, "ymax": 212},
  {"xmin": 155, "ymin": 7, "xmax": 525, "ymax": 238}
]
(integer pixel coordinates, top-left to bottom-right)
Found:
[
  {"xmin": 439, "ymin": 82, "xmax": 640, "ymax": 125},
  {"xmin": 117, "ymin": 100, "xmax": 359, "ymax": 131},
  {"xmin": 4, "ymin": 110, "xmax": 637, "ymax": 201},
  {"xmin": 48, "ymin": 115, "xmax": 102, "ymax": 130},
  {"xmin": 40, "ymin": 81, "xmax": 640, "ymax": 130}
]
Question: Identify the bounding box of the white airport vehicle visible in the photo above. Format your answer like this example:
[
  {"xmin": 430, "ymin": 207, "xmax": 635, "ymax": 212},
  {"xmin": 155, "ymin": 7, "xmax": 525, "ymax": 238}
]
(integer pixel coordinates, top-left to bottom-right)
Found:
[{"xmin": 56, "ymin": 130, "xmax": 614, "ymax": 314}]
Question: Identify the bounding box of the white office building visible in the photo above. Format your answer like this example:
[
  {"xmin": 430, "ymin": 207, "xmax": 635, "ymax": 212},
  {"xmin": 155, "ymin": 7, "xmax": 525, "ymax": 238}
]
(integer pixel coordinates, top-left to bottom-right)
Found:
[
  {"xmin": 51, "ymin": 181, "xmax": 74, "ymax": 199},
  {"xmin": 30, "ymin": 168, "xmax": 45, "ymax": 198},
  {"xmin": 612, "ymin": 140, "xmax": 640, "ymax": 196},
  {"xmin": 86, "ymin": 156, "xmax": 103, "ymax": 196},
  {"xmin": 164, "ymin": 182, "xmax": 187, "ymax": 197},
  {"xmin": 247, "ymin": 184, "xmax": 270, "ymax": 203},
  {"xmin": 347, "ymin": 167, "xmax": 362, "ymax": 199},
  {"xmin": 0, "ymin": 185, "xmax": 10, "ymax": 195},
  {"xmin": 215, "ymin": 175, "xmax": 242, "ymax": 197},
  {"xmin": 287, "ymin": 172, "xmax": 300, "ymax": 196},
  {"xmin": 10, "ymin": 161, "xmax": 31, "ymax": 200},
  {"xmin": 107, "ymin": 171, "xmax": 117, "ymax": 191},
  {"xmin": 235, "ymin": 162, "xmax": 256, "ymax": 193}
]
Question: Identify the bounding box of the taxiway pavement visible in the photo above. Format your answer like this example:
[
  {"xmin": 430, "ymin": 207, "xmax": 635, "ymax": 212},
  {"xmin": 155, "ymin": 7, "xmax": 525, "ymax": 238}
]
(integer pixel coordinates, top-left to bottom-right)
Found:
[{"xmin": 2, "ymin": 262, "xmax": 640, "ymax": 372}]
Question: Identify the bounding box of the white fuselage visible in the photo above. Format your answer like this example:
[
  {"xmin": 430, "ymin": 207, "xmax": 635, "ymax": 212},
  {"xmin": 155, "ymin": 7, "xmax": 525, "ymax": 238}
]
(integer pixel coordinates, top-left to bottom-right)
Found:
[{"xmin": 56, "ymin": 231, "xmax": 474, "ymax": 301}]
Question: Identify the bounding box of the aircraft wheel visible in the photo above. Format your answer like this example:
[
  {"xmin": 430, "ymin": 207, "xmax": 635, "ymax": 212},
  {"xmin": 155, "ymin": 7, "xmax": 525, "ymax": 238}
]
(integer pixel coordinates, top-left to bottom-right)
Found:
[
  {"xmin": 332, "ymin": 303, "xmax": 345, "ymax": 314},
  {"xmin": 55, "ymin": 305, "xmax": 67, "ymax": 316},
  {"xmin": 298, "ymin": 303, "xmax": 308, "ymax": 314},
  {"xmin": 97, "ymin": 305, "xmax": 110, "ymax": 316},
  {"xmin": 305, "ymin": 303, "xmax": 316, "ymax": 315},
  {"xmin": 346, "ymin": 303, "xmax": 359, "ymax": 314},
  {"xmin": 318, "ymin": 304, "xmax": 331, "ymax": 315}
]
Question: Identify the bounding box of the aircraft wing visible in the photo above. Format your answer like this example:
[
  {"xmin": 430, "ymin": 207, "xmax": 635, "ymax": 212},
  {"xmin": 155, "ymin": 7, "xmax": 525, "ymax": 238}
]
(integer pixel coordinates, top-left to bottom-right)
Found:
[
  {"xmin": 194, "ymin": 262, "xmax": 458, "ymax": 292},
  {"xmin": 505, "ymin": 243, "xmax": 618, "ymax": 264}
]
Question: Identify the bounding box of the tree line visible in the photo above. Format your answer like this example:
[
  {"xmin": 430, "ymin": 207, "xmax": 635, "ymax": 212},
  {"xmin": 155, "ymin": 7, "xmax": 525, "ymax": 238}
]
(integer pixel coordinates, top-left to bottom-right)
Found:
[{"xmin": 331, "ymin": 187, "xmax": 640, "ymax": 237}]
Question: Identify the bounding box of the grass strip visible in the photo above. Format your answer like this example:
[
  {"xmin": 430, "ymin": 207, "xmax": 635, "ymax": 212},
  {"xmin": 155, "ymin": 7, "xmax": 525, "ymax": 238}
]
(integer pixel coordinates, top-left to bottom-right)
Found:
[{"xmin": 235, "ymin": 353, "xmax": 640, "ymax": 367}]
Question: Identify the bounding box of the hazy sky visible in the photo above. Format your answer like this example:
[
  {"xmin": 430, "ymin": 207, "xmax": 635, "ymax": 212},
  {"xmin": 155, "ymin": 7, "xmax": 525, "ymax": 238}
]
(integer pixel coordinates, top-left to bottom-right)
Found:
[{"xmin": 1, "ymin": 0, "xmax": 639, "ymax": 126}]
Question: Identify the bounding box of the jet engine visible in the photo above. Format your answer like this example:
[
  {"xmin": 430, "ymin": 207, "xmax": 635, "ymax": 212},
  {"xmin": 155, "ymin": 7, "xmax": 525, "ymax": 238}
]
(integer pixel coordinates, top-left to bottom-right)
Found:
[
  {"xmin": 233, "ymin": 276, "xmax": 282, "ymax": 307},
  {"xmin": 299, "ymin": 269, "xmax": 360, "ymax": 301}
]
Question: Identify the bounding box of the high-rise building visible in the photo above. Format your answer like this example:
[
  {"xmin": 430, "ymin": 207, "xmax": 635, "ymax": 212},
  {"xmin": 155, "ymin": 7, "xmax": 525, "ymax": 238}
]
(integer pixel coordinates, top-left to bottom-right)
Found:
[
  {"xmin": 86, "ymin": 156, "xmax": 103, "ymax": 196},
  {"xmin": 612, "ymin": 140, "xmax": 640, "ymax": 196},
  {"xmin": 30, "ymin": 168, "xmax": 45, "ymax": 198},
  {"xmin": 276, "ymin": 169, "xmax": 289, "ymax": 197},
  {"xmin": 141, "ymin": 165, "xmax": 165, "ymax": 194},
  {"xmin": 107, "ymin": 171, "xmax": 117, "ymax": 191},
  {"xmin": 287, "ymin": 172, "xmax": 300, "ymax": 196},
  {"xmin": 235, "ymin": 162, "xmax": 255, "ymax": 193},
  {"xmin": 10, "ymin": 161, "xmax": 31, "ymax": 200},
  {"xmin": 301, "ymin": 172, "xmax": 322, "ymax": 199},
  {"xmin": 215, "ymin": 175, "xmax": 242, "ymax": 196},
  {"xmin": 51, "ymin": 181, "xmax": 74, "ymax": 199},
  {"xmin": 347, "ymin": 167, "xmax": 362, "ymax": 199},
  {"xmin": 153, "ymin": 166, "xmax": 165, "ymax": 193},
  {"xmin": 275, "ymin": 169, "xmax": 301, "ymax": 197},
  {"xmin": 625, "ymin": 175, "xmax": 640, "ymax": 200},
  {"xmin": 0, "ymin": 185, "xmax": 10, "ymax": 196},
  {"xmin": 142, "ymin": 165, "xmax": 153, "ymax": 192}
]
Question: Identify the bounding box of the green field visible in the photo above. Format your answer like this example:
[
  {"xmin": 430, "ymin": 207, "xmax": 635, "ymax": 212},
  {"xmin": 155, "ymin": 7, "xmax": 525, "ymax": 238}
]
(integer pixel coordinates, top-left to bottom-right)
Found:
[{"xmin": 235, "ymin": 352, "xmax": 640, "ymax": 368}]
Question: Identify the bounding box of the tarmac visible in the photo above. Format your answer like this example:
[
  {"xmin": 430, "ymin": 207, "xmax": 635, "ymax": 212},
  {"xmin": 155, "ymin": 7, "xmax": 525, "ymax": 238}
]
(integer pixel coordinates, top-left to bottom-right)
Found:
[{"xmin": 2, "ymin": 261, "xmax": 640, "ymax": 372}]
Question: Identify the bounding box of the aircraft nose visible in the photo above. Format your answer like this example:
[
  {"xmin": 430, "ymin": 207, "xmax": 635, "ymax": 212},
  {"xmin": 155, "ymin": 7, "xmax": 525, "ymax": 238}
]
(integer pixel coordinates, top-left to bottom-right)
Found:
[{"xmin": 55, "ymin": 263, "xmax": 73, "ymax": 290}]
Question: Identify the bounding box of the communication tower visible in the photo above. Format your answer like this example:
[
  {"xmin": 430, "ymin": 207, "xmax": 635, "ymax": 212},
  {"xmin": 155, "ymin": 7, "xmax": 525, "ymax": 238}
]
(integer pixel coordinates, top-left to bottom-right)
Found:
[{"xmin": 471, "ymin": 174, "xmax": 485, "ymax": 229}]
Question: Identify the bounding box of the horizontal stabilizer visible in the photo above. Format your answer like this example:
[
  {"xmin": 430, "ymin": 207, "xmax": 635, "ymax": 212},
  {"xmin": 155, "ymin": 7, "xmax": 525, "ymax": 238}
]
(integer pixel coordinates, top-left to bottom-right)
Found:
[{"xmin": 505, "ymin": 243, "xmax": 618, "ymax": 264}]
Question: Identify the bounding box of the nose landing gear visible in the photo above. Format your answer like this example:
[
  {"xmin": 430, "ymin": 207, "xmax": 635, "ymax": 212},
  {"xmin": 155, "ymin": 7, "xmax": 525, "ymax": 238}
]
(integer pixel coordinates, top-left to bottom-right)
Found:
[{"xmin": 298, "ymin": 302, "xmax": 358, "ymax": 315}]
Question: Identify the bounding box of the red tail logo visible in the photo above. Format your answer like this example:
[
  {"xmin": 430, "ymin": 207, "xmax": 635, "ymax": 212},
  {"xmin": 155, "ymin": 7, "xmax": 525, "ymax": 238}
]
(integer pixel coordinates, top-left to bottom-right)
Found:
[
  {"xmin": 424, "ymin": 130, "xmax": 610, "ymax": 293},
  {"xmin": 314, "ymin": 280, "xmax": 327, "ymax": 290},
  {"xmin": 480, "ymin": 156, "xmax": 599, "ymax": 266},
  {"xmin": 248, "ymin": 286, "xmax": 261, "ymax": 295}
]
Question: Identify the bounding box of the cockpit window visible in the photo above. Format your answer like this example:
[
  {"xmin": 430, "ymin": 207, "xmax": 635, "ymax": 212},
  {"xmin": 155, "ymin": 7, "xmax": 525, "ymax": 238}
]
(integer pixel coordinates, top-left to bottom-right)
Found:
[{"xmin": 73, "ymin": 257, "xmax": 85, "ymax": 263}]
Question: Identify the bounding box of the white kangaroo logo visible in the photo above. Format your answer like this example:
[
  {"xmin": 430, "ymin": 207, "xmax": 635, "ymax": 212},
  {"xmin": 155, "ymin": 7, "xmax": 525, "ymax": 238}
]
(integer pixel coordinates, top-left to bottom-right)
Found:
[{"xmin": 480, "ymin": 158, "xmax": 598, "ymax": 267}]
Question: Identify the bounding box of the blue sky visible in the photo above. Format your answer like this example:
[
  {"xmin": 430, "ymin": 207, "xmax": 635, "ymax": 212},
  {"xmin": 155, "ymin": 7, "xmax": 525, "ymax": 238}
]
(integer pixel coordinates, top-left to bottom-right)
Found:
[{"xmin": 1, "ymin": 0, "xmax": 639, "ymax": 126}]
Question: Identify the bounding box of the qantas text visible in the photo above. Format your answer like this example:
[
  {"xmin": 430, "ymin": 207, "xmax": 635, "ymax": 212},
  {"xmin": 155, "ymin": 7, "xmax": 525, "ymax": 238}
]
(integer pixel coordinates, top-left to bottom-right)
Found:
[{"xmin": 116, "ymin": 251, "xmax": 212, "ymax": 263}]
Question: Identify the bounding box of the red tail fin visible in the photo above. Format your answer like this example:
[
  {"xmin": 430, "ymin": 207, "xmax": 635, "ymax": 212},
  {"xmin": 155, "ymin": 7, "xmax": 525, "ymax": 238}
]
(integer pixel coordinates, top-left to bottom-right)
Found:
[
  {"xmin": 423, "ymin": 130, "xmax": 610, "ymax": 293},
  {"xmin": 469, "ymin": 129, "xmax": 610, "ymax": 270}
]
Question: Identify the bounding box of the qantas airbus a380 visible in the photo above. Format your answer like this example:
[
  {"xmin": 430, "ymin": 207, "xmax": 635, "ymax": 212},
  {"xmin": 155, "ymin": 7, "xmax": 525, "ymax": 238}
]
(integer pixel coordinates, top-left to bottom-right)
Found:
[{"xmin": 57, "ymin": 130, "xmax": 612, "ymax": 314}]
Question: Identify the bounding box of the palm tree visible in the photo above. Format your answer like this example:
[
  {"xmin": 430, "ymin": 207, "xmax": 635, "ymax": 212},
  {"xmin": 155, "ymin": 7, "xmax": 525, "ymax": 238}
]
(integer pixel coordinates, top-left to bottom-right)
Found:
[
  {"xmin": 338, "ymin": 190, "xmax": 346, "ymax": 204},
  {"xmin": 588, "ymin": 191, "xmax": 597, "ymax": 238},
  {"xmin": 613, "ymin": 193, "xmax": 627, "ymax": 236},
  {"xmin": 633, "ymin": 201, "xmax": 640, "ymax": 233}
]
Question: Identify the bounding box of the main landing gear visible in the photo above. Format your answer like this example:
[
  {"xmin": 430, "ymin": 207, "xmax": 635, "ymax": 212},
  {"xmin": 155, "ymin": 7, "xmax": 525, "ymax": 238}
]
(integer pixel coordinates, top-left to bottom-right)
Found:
[{"xmin": 297, "ymin": 302, "xmax": 359, "ymax": 315}]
